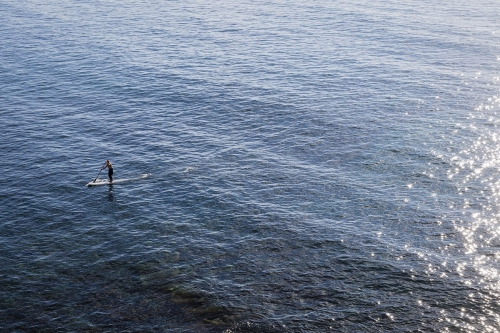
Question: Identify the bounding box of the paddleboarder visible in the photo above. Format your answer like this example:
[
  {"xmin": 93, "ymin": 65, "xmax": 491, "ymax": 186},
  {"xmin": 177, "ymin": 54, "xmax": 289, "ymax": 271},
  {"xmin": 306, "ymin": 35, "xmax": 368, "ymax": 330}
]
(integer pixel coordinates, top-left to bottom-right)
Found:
[{"xmin": 102, "ymin": 160, "xmax": 113, "ymax": 183}]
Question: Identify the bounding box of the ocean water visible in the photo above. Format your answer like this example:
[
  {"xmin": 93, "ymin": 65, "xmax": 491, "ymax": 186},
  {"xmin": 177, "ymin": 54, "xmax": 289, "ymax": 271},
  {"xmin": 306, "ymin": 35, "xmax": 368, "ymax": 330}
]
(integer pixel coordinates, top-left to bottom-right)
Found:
[{"xmin": 1, "ymin": 0, "xmax": 500, "ymax": 331}]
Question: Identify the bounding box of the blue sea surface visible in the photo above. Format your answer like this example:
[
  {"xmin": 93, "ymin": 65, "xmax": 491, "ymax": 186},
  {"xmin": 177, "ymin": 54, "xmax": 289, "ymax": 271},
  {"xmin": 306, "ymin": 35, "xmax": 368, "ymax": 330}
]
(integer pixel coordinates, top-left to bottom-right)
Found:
[{"xmin": 2, "ymin": 0, "xmax": 500, "ymax": 331}]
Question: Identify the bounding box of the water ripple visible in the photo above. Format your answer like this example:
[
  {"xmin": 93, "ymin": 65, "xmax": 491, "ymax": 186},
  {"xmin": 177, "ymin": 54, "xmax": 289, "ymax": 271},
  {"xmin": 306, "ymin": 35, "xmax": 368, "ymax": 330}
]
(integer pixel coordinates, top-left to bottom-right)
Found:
[{"xmin": 2, "ymin": 0, "xmax": 500, "ymax": 331}]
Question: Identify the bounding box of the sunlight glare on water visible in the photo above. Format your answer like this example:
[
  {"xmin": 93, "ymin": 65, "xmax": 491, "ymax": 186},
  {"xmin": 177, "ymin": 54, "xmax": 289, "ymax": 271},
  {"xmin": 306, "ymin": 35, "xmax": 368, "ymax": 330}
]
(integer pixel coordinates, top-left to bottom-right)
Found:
[{"xmin": 443, "ymin": 73, "xmax": 500, "ymax": 331}]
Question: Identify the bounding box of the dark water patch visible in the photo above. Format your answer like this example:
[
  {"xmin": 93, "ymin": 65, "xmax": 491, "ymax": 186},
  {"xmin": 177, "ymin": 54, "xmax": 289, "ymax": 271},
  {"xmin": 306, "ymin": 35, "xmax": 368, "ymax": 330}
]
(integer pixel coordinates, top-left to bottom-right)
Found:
[{"xmin": 0, "ymin": 258, "xmax": 239, "ymax": 332}]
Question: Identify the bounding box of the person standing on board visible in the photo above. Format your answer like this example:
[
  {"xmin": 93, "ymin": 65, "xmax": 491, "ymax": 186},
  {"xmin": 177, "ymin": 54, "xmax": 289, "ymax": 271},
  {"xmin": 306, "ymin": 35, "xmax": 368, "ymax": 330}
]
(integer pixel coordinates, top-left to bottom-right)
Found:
[{"xmin": 102, "ymin": 160, "xmax": 113, "ymax": 183}]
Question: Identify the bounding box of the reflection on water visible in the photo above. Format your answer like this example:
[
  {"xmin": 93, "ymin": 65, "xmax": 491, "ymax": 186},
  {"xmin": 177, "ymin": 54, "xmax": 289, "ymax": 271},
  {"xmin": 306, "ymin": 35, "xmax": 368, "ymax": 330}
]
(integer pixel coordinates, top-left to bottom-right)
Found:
[{"xmin": 107, "ymin": 187, "xmax": 115, "ymax": 202}]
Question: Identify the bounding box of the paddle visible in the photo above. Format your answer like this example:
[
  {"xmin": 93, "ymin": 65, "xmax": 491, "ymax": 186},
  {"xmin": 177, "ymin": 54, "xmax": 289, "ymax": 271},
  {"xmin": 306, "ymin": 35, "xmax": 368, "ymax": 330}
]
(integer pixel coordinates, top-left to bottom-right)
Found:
[{"xmin": 93, "ymin": 162, "xmax": 106, "ymax": 183}]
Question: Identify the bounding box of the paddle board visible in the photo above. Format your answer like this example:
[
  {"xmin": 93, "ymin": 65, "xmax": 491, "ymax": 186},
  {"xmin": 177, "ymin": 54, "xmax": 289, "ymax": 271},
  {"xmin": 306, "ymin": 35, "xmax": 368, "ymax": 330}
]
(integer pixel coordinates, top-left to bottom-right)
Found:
[{"xmin": 86, "ymin": 173, "xmax": 151, "ymax": 187}]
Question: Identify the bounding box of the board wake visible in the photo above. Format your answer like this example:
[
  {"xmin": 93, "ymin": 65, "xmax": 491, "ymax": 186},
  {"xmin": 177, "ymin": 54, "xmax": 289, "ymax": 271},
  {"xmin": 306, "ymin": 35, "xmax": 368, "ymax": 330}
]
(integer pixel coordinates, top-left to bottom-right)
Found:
[{"xmin": 86, "ymin": 173, "xmax": 151, "ymax": 187}]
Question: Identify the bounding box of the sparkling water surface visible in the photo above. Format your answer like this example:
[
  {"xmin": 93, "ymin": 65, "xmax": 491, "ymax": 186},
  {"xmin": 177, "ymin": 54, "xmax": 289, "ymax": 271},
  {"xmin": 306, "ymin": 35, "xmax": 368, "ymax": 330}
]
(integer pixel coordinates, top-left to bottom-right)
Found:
[{"xmin": 2, "ymin": 0, "xmax": 500, "ymax": 332}]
